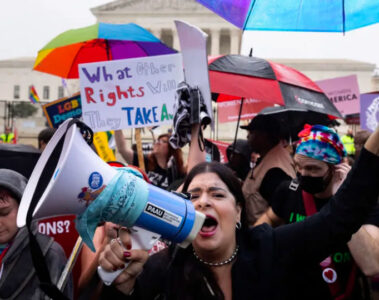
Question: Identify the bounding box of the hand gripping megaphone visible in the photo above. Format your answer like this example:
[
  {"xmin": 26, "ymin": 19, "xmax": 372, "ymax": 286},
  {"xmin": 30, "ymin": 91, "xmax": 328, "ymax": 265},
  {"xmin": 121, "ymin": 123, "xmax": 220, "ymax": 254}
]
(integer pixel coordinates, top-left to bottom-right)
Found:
[{"xmin": 17, "ymin": 119, "xmax": 205, "ymax": 285}]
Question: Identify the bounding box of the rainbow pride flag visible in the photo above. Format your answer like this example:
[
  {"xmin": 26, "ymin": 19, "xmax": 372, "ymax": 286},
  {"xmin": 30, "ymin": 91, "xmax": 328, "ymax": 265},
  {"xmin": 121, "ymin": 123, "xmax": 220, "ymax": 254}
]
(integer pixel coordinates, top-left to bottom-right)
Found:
[{"xmin": 29, "ymin": 86, "xmax": 40, "ymax": 103}]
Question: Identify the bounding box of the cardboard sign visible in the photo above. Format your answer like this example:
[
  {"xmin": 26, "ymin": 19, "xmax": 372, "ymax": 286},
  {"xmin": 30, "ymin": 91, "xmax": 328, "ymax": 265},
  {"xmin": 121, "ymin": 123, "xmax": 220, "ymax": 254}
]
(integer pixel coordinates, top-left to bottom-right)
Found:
[
  {"xmin": 79, "ymin": 54, "xmax": 184, "ymax": 132},
  {"xmin": 217, "ymin": 98, "xmax": 271, "ymax": 123},
  {"xmin": 316, "ymin": 75, "xmax": 360, "ymax": 116},
  {"xmin": 175, "ymin": 20, "xmax": 213, "ymax": 126},
  {"xmin": 360, "ymin": 93, "xmax": 379, "ymax": 132},
  {"xmin": 93, "ymin": 131, "xmax": 116, "ymax": 162},
  {"xmin": 42, "ymin": 93, "xmax": 82, "ymax": 128},
  {"xmin": 38, "ymin": 215, "xmax": 78, "ymax": 258}
]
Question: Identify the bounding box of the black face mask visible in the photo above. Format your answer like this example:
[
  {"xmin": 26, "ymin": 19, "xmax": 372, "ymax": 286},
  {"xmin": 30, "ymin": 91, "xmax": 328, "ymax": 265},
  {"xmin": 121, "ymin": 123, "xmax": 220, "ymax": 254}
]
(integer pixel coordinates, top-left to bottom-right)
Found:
[{"xmin": 298, "ymin": 168, "xmax": 333, "ymax": 195}]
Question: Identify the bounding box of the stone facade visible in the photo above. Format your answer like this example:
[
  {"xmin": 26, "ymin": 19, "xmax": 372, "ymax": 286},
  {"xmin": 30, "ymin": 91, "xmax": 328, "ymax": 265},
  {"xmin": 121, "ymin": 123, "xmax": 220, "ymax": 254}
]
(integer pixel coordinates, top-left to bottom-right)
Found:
[
  {"xmin": 0, "ymin": 58, "xmax": 79, "ymax": 146},
  {"xmin": 90, "ymin": 0, "xmax": 242, "ymax": 55}
]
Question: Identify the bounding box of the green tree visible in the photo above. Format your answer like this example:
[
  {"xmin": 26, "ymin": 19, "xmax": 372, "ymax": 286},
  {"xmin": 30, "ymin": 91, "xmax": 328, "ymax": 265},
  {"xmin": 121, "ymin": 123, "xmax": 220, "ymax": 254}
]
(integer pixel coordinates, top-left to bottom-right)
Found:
[{"xmin": 11, "ymin": 102, "xmax": 38, "ymax": 118}]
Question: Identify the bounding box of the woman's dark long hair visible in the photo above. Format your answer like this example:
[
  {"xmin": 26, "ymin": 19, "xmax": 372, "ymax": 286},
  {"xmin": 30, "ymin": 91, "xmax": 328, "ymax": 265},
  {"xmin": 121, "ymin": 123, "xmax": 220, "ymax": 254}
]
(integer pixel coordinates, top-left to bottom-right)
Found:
[
  {"xmin": 147, "ymin": 133, "xmax": 186, "ymax": 177},
  {"xmin": 163, "ymin": 162, "xmax": 247, "ymax": 300}
]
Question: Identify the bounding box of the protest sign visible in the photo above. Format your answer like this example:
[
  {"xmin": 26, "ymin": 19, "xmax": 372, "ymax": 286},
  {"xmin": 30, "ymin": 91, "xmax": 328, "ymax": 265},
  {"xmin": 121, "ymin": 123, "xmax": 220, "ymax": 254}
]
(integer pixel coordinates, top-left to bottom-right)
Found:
[
  {"xmin": 38, "ymin": 215, "xmax": 78, "ymax": 258},
  {"xmin": 217, "ymin": 98, "xmax": 270, "ymax": 123},
  {"xmin": 42, "ymin": 93, "xmax": 82, "ymax": 128},
  {"xmin": 360, "ymin": 93, "xmax": 379, "ymax": 132},
  {"xmin": 79, "ymin": 53, "xmax": 184, "ymax": 132},
  {"xmin": 93, "ymin": 131, "xmax": 116, "ymax": 162},
  {"xmin": 175, "ymin": 20, "xmax": 213, "ymax": 126},
  {"xmin": 316, "ymin": 75, "xmax": 360, "ymax": 116}
]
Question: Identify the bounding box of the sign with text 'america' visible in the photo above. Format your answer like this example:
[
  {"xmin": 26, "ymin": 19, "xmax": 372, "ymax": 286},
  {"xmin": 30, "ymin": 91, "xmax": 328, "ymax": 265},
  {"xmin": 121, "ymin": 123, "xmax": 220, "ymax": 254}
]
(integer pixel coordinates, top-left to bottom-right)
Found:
[{"xmin": 316, "ymin": 75, "xmax": 360, "ymax": 116}]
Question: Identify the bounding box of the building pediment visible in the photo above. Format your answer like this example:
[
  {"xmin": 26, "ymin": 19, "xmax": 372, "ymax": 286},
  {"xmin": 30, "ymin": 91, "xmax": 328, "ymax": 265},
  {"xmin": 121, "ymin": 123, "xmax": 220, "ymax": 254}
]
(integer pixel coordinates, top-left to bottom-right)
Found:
[{"xmin": 91, "ymin": 0, "xmax": 209, "ymax": 14}]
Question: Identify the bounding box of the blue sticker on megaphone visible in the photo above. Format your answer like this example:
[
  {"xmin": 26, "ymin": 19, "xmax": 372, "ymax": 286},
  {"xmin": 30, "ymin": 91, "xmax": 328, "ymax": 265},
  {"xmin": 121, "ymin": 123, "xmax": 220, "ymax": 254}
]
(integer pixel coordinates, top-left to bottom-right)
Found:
[{"xmin": 88, "ymin": 172, "xmax": 103, "ymax": 190}]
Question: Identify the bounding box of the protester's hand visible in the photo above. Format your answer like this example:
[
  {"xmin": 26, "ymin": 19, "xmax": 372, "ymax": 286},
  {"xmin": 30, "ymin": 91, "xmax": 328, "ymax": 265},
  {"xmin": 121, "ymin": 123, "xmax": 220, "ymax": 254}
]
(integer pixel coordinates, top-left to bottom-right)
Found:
[
  {"xmin": 98, "ymin": 227, "xmax": 149, "ymax": 295},
  {"xmin": 103, "ymin": 222, "xmax": 119, "ymax": 244},
  {"xmin": 332, "ymin": 162, "xmax": 351, "ymax": 193}
]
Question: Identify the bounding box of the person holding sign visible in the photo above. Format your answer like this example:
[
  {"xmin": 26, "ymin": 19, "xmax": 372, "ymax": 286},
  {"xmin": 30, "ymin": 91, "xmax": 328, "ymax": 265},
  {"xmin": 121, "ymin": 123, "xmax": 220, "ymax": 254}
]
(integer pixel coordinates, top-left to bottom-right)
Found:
[
  {"xmin": 99, "ymin": 124, "xmax": 379, "ymax": 300},
  {"xmin": 114, "ymin": 130, "xmax": 185, "ymax": 189}
]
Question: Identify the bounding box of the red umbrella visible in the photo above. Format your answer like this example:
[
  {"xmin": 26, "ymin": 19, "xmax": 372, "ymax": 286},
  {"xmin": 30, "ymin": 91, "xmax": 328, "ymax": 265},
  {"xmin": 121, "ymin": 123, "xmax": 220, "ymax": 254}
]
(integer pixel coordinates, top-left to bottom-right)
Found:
[{"xmin": 209, "ymin": 54, "xmax": 342, "ymax": 118}]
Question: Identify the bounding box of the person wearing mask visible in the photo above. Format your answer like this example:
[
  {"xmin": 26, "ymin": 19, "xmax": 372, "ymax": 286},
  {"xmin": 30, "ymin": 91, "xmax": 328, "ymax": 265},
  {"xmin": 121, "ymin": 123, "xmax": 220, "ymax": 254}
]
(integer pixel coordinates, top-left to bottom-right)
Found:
[
  {"xmin": 256, "ymin": 125, "xmax": 379, "ymax": 299},
  {"xmin": 0, "ymin": 169, "xmax": 72, "ymax": 299},
  {"xmin": 0, "ymin": 126, "xmax": 14, "ymax": 144},
  {"xmin": 240, "ymin": 115, "xmax": 296, "ymax": 225},
  {"xmin": 114, "ymin": 130, "xmax": 186, "ymax": 189},
  {"xmin": 97, "ymin": 123, "xmax": 379, "ymax": 299}
]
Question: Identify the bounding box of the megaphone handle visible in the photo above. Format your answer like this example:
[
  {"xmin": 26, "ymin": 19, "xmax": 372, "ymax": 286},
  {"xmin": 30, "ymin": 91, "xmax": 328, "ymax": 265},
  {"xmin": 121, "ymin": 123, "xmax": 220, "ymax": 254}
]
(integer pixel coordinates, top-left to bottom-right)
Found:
[{"xmin": 97, "ymin": 227, "xmax": 160, "ymax": 286}]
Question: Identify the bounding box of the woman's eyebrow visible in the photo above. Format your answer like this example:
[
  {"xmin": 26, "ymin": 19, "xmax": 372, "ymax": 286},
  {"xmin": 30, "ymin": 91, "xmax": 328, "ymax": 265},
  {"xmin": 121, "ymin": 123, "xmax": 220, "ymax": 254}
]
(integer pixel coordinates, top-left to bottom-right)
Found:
[
  {"xmin": 187, "ymin": 187, "xmax": 227, "ymax": 193},
  {"xmin": 208, "ymin": 187, "xmax": 227, "ymax": 193},
  {"xmin": 187, "ymin": 187, "xmax": 201, "ymax": 193}
]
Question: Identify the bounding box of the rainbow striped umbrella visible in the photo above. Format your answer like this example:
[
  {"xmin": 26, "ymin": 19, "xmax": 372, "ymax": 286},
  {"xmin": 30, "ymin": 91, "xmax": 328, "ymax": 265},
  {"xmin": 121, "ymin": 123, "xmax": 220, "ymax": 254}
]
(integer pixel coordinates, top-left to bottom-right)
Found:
[{"xmin": 34, "ymin": 23, "xmax": 176, "ymax": 79}]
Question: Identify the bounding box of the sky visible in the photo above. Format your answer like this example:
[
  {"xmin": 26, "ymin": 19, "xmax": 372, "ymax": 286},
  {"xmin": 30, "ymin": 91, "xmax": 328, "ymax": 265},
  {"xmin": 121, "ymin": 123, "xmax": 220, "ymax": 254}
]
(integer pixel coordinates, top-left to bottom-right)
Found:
[{"xmin": 1, "ymin": 0, "xmax": 379, "ymax": 70}]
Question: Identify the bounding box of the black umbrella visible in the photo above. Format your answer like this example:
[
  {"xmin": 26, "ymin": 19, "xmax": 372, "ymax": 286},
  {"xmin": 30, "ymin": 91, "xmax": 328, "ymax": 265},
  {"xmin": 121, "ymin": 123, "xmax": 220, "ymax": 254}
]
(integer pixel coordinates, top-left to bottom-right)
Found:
[
  {"xmin": 209, "ymin": 55, "xmax": 342, "ymax": 118},
  {"xmin": 258, "ymin": 106, "xmax": 339, "ymax": 141},
  {"xmin": 0, "ymin": 144, "xmax": 40, "ymax": 178}
]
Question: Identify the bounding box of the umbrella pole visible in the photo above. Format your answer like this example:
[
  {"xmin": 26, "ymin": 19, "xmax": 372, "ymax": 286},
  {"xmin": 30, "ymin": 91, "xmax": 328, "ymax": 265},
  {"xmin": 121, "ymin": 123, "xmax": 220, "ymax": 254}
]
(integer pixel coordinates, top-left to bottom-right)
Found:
[
  {"xmin": 105, "ymin": 40, "xmax": 110, "ymax": 60},
  {"xmin": 232, "ymin": 98, "xmax": 244, "ymax": 152},
  {"xmin": 57, "ymin": 236, "xmax": 83, "ymax": 291}
]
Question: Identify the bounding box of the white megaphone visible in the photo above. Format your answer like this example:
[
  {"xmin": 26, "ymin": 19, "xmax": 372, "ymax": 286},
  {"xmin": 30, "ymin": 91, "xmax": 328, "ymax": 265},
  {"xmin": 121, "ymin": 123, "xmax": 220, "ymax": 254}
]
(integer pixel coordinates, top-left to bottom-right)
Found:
[{"xmin": 17, "ymin": 119, "xmax": 205, "ymax": 285}]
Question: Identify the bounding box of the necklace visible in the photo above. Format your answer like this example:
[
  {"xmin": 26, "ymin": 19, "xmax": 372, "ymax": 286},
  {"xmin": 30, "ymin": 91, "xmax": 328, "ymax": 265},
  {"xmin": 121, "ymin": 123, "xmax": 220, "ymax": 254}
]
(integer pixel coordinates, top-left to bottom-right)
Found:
[{"xmin": 193, "ymin": 246, "xmax": 239, "ymax": 267}]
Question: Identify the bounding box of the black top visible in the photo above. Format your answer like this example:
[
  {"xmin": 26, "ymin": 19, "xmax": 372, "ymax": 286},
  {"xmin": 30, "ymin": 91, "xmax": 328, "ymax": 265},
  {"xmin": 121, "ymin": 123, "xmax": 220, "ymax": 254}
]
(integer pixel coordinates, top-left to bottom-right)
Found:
[
  {"xmin": 259, "ymin": 167, "xmax": 292, "ymax": 204},
  {"xmin": 103, "ymin": 148, "xmax": 379, "ymax": 300},
  {"xmin": 132, "ymin": 153, "xmax": 170, "ymax": 189},
  {"xmin": 271, "ymin": 177, "xmax": 379, "ymax": 300}
]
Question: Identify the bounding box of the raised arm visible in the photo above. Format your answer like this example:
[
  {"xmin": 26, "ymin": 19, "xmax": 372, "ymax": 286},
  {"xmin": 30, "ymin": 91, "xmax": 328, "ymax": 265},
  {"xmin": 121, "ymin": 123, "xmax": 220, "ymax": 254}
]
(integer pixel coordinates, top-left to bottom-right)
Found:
[
  {"xmin": 275, "ymin": 126, "xmax": 379, "ymax": 265},
  {"xmin": 114, "ymin": 130, "xmax": 134, "ymax": 164},
  {"xmin": 186, "ymin": 123, "xmax": 206, "ymax": 174},
  {"xmin": 348, "ymin": 224, "xmax": 379, "ymax": 276}
]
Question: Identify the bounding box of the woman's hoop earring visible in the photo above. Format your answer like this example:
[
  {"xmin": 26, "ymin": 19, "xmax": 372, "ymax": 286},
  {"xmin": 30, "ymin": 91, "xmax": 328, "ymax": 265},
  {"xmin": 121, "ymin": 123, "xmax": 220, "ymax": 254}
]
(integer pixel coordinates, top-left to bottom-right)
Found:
[{"xmin": 236, "ymin": 221, "xmax": 242, "ymax": 230}]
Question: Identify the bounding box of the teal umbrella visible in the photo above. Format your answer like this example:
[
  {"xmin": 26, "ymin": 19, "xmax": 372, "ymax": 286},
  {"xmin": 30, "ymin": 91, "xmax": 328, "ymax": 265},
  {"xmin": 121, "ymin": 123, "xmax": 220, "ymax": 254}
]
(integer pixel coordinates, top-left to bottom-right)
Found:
[{"xmin": 197, "ymin": 0, "xmax": 379, "ymax": 33}]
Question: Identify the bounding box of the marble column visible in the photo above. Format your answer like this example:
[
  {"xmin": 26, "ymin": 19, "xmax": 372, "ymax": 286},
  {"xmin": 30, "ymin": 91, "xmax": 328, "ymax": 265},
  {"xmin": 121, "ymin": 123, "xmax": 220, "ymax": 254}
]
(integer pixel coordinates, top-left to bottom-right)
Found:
[
  {"xmin": 210, "ymin": 29, "xmax": 220, "ymax": 56},
  {"xmin": 230, "ymin": 29, "xmax": 241, "ymax": 54}
]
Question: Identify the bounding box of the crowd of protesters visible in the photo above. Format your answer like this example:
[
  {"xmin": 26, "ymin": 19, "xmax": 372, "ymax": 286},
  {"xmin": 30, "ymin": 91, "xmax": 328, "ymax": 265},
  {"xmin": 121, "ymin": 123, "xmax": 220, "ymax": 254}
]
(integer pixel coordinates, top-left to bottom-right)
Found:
[
  {"xmin": 98, "ymin": 120, "xmax": 379, "ymax": 300},
  {"xmin": 1, "ymin": 102, "xmax": 379, "ymax": 300}
]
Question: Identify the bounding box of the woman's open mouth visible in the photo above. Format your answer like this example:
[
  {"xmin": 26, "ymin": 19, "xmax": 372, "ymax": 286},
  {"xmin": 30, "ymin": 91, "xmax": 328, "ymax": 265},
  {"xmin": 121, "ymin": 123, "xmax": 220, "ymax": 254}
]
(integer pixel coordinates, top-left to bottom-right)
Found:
[{"xmin": 200, "ymin": 215, "xmax": 218, "ymax": 237}]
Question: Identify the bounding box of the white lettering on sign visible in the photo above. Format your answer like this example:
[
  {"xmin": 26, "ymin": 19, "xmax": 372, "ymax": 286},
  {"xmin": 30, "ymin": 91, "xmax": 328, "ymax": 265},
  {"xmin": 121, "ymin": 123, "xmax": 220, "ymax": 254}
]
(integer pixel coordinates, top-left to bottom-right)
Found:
[{"xmin": 38, "ymin": 220, "xmax": 71, "ymax": 235}]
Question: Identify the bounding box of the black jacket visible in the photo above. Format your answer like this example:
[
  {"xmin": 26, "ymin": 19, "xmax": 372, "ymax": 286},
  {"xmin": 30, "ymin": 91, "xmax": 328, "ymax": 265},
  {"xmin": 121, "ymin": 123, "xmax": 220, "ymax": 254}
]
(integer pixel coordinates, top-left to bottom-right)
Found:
[{"xmin": 103, "ymin": 148, "xmax": 379, "ymax": 300}]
